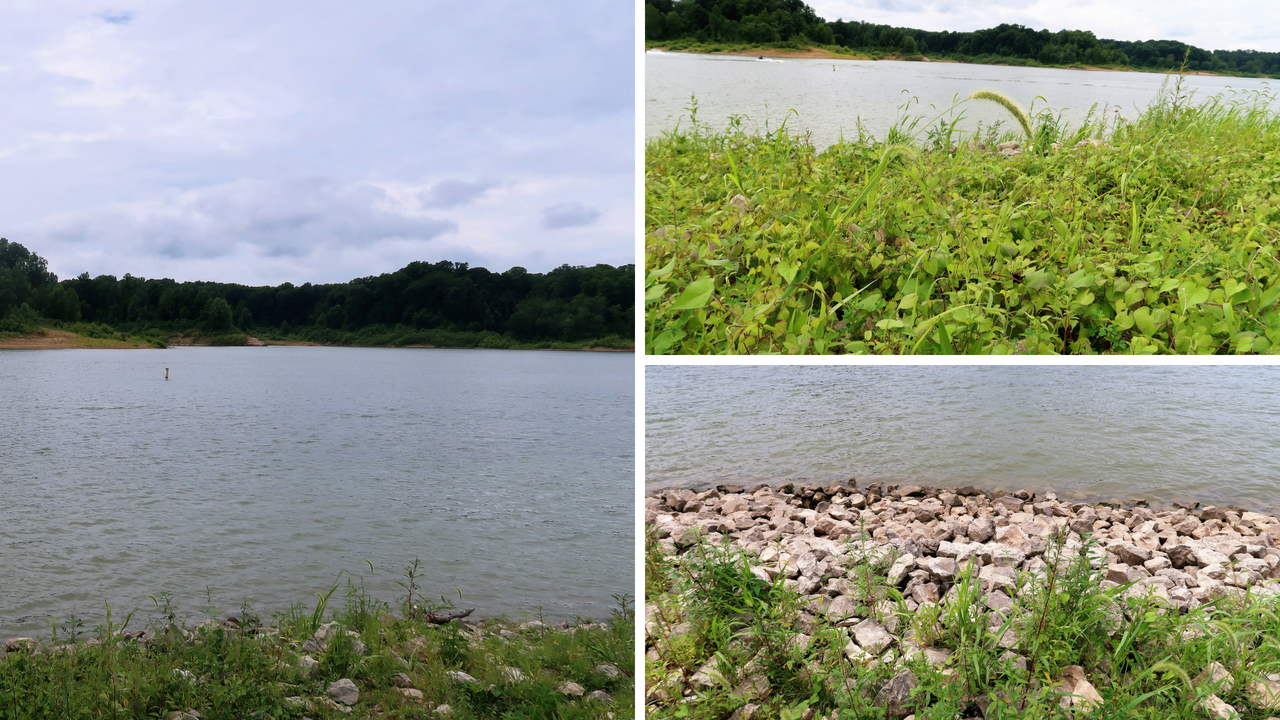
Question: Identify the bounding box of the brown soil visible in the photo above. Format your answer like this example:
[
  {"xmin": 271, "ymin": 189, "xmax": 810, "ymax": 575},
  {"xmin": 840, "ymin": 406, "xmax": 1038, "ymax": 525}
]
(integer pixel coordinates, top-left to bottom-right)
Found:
[
  {"xmin": 0, "ymin": 329, "xmax": 152, "ymax": 350},
  {"xmin": 654, "ymin": 46, "xmax": 870, "ymax": 61}
]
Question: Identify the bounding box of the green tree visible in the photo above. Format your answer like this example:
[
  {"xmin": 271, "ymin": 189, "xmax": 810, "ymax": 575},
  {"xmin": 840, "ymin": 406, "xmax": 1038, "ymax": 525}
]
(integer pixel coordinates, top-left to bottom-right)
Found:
[{"xmin": 200, "ymin": 297, "xmax": 234, "ymax": 333}]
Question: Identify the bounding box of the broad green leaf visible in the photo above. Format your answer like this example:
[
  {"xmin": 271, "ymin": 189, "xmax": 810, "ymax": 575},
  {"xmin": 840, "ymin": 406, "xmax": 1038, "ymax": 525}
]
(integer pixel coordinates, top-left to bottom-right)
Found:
[
  {"xmin": 776, "ymin": 262, "xmax": 799, "ymax": 284},
  {"xmin": 645, "ymin": 284, "xmax": 669, "ymax": 303},
  {"xmin": 1260, "ymin": 283, "xmax": 1280, "ymax": 310},
  {"xmin": 669, "ymin": 277, "xmax": 715, "ymax": 311},
  {"xmin": 651, "ymin": 330, "xmax": 676, "ymax": 355},
  {"xmin": 1159, "ymin": 278, "xmax": 1180, "ymax": 293},
  {"xmin": 1052, "ymin": 216, "xmax": 1070, "ymax": 241},
  {"xmin": 1133, "ymin": 306, "xmax": 1157, "ymax": 336},
  {"xmin": 1025, "ymin": 269, "xmax": 1052, "ymax": 289},
  {"xmin": 856, "ymin": 293, "xmax": 882, "ymax": 312},
  {"xmin": 1066, "ymin": 269, "xmax": 1093, "ymax": 288},
  {"xmin": 646, "ymin": 259, "xmax": 676, "ymax": 284},
  {"xmin": 1185, "ymin": 285, "xmax": 1210, "ymax": 307},
  {"xmin": 1236, "ymin": 333, "xmax": 1256, "ymax": 354},
  {"xmin": 899, "ymin": 293, "xmax": 917, "ymax": 310},
  {"xmin": 1074, "ymin": 290, "xmax": 1095, "ymax": 307}
]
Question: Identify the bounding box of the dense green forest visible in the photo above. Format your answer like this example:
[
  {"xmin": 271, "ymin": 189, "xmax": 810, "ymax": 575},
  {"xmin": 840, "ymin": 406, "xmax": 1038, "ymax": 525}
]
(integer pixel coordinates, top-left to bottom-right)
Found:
[
  {"xmin": 645, "ymin": 0, "xmax": 1280, "ymax": 76},
  {"xmin": 0, "ymin": 238, "xmax": 633, "ymax": 348}
]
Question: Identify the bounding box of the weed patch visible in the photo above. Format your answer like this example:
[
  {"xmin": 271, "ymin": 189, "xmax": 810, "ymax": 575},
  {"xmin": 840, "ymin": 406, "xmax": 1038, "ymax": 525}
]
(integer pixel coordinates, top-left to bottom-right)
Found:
[
  {"xmin": 646, "ymin": 80, "xmax": 1280, "ymax": 354},
  {"xmin": 647, "ymin": 482, "xmax": 1280, "ymax": 718},
  {"xmin": 1, "ymin": 565, "xmax": 633, "ymax": 719}
]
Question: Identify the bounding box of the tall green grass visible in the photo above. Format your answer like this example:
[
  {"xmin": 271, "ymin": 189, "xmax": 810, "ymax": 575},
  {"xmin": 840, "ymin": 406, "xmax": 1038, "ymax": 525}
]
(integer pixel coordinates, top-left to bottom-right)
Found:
[
  {"xmin": 645, "ymin": 78, "xmax": 1280, "ymax": 354},
  {"xmin": 2, "ymin": 565, "xmax": 634, "ymax": 719}
]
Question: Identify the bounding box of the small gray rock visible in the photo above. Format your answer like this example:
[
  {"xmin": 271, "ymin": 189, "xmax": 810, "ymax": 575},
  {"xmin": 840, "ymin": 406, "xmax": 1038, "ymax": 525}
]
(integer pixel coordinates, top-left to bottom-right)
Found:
[
  {"xmin": 875, "ymin": 669, "xmax": 919, "ymax": 719},
  {"xmin": 326, "ymin": 678, "xmax": 359, "ymax": 706},
  {"xmin": 446, "ymin": 670, "xmax": 479, "ymax": 684},
  {"xmin": 558, "ymin": 681, "xmax": 585, "ymax": 696},
  {"xmin": 1116, "ymin": 544, "xmax": 1153, "ymax": 565},
  {"xmin": 297, "ymin": 655, "xmax": 318, "ymax": 676},
  {"xmin": 853, "ymin": 618, "xmax": 894, "ymax": 654}
]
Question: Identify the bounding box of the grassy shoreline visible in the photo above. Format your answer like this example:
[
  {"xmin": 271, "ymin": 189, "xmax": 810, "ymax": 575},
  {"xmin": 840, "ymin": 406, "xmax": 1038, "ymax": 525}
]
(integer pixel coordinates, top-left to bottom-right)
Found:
[
  {"xmin": 646, "ymin": 481, "xmax": 1280, "ymax": 719},
  {"xmin": 2, "ymin": 574, "xmax": 634, "ymax": 719},
  {"xmin": 646, "ymin": 77, "xmax": 1280, "ymax": 354}
]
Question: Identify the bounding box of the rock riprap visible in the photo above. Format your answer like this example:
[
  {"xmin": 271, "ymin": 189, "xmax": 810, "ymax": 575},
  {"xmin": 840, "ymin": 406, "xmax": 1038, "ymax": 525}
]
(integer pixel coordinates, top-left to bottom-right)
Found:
[
  {"xmin": 649, "ymin": 482, "xmax": 1280, "ymax": 615},
  {"xmin": 647, "ymin": 480, "xmax": 1280, "ymax": 716}
]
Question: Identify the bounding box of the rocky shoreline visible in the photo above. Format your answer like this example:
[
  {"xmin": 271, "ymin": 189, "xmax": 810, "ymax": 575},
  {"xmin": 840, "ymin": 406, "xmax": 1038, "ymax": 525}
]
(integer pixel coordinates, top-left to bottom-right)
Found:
[{"xmin": 646, "ymin": 480, "xmax": 1280, "ymax": 718}]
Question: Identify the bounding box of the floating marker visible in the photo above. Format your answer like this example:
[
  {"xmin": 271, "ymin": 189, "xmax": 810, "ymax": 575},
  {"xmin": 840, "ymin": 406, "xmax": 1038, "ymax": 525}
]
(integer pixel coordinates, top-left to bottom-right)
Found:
[{"xmin": 165, "ymin": 368, "xmax": 169, "ymax": 381}]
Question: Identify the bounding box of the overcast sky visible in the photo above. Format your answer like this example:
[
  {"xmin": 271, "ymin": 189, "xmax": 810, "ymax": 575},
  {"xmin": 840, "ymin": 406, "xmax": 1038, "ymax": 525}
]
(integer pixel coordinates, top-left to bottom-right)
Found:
[
  {"xmin": 0, "ymin": 1, "xmax": 633, "ymax": 285},
  {"xmin": 813, "ymin": 0, "xmax": 1280, "ymax": 53}
]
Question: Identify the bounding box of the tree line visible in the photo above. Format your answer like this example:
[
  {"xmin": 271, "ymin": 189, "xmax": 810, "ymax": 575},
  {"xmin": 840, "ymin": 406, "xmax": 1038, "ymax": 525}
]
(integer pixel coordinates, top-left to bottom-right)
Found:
[
  {"xmin": 645, "ymin": 0, "xmax": 1280, "ymax": 77},
  {"xmin": 0, "ymin": 238, "xmax": 633, "ymax": 347}
]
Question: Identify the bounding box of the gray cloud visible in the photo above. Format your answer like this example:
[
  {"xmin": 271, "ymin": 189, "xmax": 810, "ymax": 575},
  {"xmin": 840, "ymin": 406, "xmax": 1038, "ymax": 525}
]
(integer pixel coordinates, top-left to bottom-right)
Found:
[
  {"xmin": 541, "ymin": 201, "xmax": 600, "ymax": 229},
  {"xmin": 0, "ymin": 1, "xmax": 633, "ymax": 284},
  {"xmin": 42, "ymin": 178, "xmax": 457, "ymax": 262},
  {"xmin": 419, "ymin": 179, "xmax": 499, "ymax": 209}
]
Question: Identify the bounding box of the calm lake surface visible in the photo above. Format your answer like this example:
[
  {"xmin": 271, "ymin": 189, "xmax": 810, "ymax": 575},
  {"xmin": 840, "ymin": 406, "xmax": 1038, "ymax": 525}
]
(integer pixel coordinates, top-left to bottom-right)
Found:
[
  {"xmin": 0, "ymin": 348, "xmax": 633, "ymax": 636},
  {"xmin": 647, "ymin": 366, "xmax": 1280, "ymax": 511},
  {"xmin": 646, "ymin": 51, "xmax": 1276, "ymax": 148}
]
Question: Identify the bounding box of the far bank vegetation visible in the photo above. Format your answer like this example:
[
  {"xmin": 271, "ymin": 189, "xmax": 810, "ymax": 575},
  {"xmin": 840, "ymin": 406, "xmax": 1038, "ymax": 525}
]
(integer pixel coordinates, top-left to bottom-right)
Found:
[
  {"xmin": 645, "ymin": 0, "xmax": 1280, "ymax": 77},
  {"xmin": 0, "ymin": 240, "xmax": 633, "ymax": 350}
]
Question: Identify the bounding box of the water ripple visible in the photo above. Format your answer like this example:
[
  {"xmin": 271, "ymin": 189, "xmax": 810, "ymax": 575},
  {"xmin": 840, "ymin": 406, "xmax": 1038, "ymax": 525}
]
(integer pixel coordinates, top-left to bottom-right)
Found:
[{"xmin": 0, "ymin": 347, "xmax": 633, "ymax": 635}]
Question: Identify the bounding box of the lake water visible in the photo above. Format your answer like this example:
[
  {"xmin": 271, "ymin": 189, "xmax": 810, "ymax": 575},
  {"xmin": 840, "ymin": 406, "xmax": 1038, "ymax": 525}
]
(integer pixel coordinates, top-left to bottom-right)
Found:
[
  {"xmin": 0, "ymin": 347, "xmax": 633, "ymax": 636},
  {"xmin": 647, "ymin": 365, "xmax": 1280, "ymax": 512},
  {"xmin": 646, "ymin": 51, "xmax": 1276, "ymax": 148}
]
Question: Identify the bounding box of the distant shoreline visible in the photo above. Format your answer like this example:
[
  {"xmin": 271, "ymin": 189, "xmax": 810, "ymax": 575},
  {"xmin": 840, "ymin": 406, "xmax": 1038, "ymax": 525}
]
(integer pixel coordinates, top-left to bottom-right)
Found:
[
  {"xmin": 0, "ymin": 329, "xmax": 152, "ymax": 350},
  {"xmin": 650, "ymin": 45, "xmax": 871, "ymax": 61},
  {"xmin": 0, "ymin": 328, "xmax": 633, "ymax": 352},
  {"xmin": 646, "ymin": 45, "xmax": 1233, "ymax": 78}
]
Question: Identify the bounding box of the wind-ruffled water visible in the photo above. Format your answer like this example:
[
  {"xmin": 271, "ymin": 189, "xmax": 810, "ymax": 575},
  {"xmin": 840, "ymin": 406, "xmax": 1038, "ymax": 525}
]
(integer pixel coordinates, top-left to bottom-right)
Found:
[
  {"xmin": 646, "ymin": 51, "xmax": 1276, "ymax": 147},
  {"xmin": 0, "ymin": 347, "xmax": 633, "ymax": 636},
  {"xmin": 647, "ymin": 365, "xmax": 1280, "ymax": 511}
]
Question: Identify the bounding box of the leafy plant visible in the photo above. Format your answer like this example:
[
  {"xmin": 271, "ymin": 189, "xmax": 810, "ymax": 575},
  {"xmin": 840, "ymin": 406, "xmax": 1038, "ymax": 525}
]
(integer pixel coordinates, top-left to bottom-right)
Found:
[{"xmin": 646, "ymin": 82, "xmax": 1280, "ymax": 354}]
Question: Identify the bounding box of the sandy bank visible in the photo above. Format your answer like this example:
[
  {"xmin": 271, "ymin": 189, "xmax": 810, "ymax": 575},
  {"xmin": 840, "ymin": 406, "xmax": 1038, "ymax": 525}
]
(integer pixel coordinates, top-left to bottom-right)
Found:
[
  {"xmin": 649, "ymin": 46, "xmax": 870, "ymax": 61},
  {"xmin": 0, "ymin": 329, "xmax": 153, "ymax": 350}
]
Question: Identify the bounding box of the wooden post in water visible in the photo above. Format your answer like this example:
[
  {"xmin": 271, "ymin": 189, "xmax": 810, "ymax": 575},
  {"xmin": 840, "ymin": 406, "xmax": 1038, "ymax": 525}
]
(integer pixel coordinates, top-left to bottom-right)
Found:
[{"xmin": 165, "ymin": 368, "xmax": 169, "ymax": 381}]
